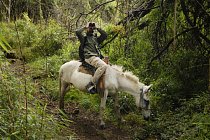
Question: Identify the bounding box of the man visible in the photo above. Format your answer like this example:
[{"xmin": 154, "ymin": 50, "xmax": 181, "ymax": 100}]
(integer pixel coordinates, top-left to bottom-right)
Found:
[{"xmin": 75, "ymin": 22, "xmax": 108, "ymax": 94}]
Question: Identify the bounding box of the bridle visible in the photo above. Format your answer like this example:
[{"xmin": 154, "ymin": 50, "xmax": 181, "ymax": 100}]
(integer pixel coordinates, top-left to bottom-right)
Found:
[{"xmin": 139, "ymin": 88, "xmax": 150, "ymax": 110}]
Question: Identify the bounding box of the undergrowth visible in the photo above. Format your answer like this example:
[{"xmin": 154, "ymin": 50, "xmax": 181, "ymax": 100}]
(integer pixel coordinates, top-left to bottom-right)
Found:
[{"xmin": 0, "ymin": 61, "xmax": 72, "ymax": 139}]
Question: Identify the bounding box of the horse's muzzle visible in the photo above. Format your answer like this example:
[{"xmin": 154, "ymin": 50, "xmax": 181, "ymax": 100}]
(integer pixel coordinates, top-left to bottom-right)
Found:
[
  {"xmin": 141, "ymin": 108, "xmax": 151, "ymax": 121},
  {"xmin": 144, "ymin": 116, "xmax": 150, "ymax": 121}
]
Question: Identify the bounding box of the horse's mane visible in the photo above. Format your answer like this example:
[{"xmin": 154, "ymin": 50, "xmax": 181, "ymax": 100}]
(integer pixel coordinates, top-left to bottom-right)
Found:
[{"xmin": 111, "ymin": 65, "xmax": 139, "ymax": 84}]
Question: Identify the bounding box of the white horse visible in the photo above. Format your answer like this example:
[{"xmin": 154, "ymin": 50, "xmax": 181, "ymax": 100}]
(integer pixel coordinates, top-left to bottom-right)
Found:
[{"xmin": 59, "ymin": 60, "xmax": 152, "ymax": 128}]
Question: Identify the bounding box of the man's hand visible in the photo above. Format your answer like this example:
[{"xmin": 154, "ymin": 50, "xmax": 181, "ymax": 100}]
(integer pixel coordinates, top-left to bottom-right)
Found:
[
  {"xmin": 84, "ymin": 26, "xmax": 88, "ymax": 30},
  {"xmin": 87, "ymin": 22, "xmax": 97, "ymax": 30}
]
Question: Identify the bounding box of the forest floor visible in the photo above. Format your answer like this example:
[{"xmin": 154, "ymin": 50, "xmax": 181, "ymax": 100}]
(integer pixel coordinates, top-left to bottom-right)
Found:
[
  {"xmin": 10, "ymin": 59, "xmax": 133, "ymax": 140},
  {"xmin": 36, "ymin": 93, "xmax": 132, "ymax": 140},
  {"xmin": 48, "ymin": 95, "xmax": 132, "ymax": 140}
]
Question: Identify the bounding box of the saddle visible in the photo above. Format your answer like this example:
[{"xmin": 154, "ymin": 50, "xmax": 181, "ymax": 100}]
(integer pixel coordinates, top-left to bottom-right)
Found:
[
  {"xmin": 78, "ymin": 61, "xmax": 96, "ymax": 76},
  {"xmin": 78, "ymin": 57, "xmax": 109, "ymax": 97}
]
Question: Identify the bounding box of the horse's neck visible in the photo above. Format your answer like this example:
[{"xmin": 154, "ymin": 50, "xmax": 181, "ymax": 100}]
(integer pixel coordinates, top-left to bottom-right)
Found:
[{"xmin": 117, "ymin": 74, "xmax": 141, "ymax": 96}]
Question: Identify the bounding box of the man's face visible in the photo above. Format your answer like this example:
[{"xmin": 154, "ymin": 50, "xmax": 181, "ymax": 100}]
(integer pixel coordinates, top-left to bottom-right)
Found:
[
  {"xmin": 87, "ymin": 28, "xmax": 94, "ymax": 36},
  {"xmin": 86, "ymin": 28, "xmax": 94, "ymax": 36},
  {"xmin": 87, "ymin": 22, "xmax": 95, "ymax": 36},
  {"xmin": 88, "ymin": 27, "xmax": 94, "ymax": 33}
]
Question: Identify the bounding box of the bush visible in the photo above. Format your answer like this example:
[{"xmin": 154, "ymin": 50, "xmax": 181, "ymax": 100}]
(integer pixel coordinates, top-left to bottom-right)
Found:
[
  {"xmin": 136, "ymin": 91, "xmax": 210, "ymax": 140},
  {"xmin": 0, "ymin": 14, "xmax": 66, "ymax": 62},
  {"xmin": 0, "ymin": 59, "xmax": 72, "ymax": 139}
]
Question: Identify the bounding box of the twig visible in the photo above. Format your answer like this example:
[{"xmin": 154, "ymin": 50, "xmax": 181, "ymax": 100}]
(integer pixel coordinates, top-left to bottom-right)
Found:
[{"xmin": 14, "ymin": 21, "xmax": 28, "ymax": 139}]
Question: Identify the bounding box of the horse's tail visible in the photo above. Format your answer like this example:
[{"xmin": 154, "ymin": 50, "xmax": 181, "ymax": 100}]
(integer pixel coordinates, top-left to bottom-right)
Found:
[
  {"xmin": 58, "ymin": 67, "xmax": 64, "ymax": 110},
  {"xmin": 59, "ymin": 68, "xmax": 63, "ymax": 95}
]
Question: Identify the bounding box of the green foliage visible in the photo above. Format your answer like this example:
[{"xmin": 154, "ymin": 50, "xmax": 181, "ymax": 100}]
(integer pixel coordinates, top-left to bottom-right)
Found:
[
  {"xmin": 0, "ymin": 68, "xmax": 23, "ymax": 139},
  {"xmin": 0, "ymin": 57, "xmax": 71, "ymax": 139},
  {"xmin": 118, "ymin": 93, "xmax": 137, "ymax": 114},
  {"xmin": 145, "ymin": 91, "xmax": 210, "ymax": 140},
  {"xmin": 65, "ymin": 90, "xmax": 100, "ymax": 112},
  {"xmin": 0, "ymin": 14, "xmax": 66, "ymax": 61},
  {"xmin": 150, "ymin": 46, "xmax": 208, "ymax": 111},
  {"xmin": 0, "ymin": 34, "xmax": 11, "ymax": 52}
]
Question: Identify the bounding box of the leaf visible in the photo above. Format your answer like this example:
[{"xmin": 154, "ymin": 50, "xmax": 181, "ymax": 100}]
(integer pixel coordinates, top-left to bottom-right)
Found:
[
  {"xmin": 11, "ymin": 131, "xmax": 20, "ymax": 136},
  {"xmin": 0, "ymin": 40, "xmax": 9, "ymax": 52},
  {"xmin": 0, "ymin": 127, "xmax": 8, "ymax": 135},
  {"xmin": 58, "ymin": 109, "xmax": 68, "ymax": 119},
  {"xmin": 0, "ymin": 34, "xmax": 11, "ymax": 49},
  {"xmin": 0, "ymin": 34, "xmax": 11, "ymax": 53}
]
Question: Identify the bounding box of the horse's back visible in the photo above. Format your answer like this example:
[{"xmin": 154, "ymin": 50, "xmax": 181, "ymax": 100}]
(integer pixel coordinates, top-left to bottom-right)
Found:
[
  {"xmin": 60, "ymin": 60, "xmax": 81, "ymax": 71},
  {"xmin": 59, "ymin": 60, "xmax": 81, "ymax": 82}
]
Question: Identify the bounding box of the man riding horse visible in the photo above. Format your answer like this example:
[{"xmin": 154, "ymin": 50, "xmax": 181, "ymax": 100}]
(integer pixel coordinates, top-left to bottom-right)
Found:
[
  {"xmin": 59, "ymin": 24, "xmax": 152, "ymax": 127},
  {"xmin": 75, "ymin": 22, "xmax": 108, "ymax": 94}
]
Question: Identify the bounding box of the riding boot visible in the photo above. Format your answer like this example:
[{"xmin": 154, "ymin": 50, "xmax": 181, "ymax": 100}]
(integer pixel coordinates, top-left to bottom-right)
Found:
[{"xmin": 86, "ymin": 82, "xmax": 97, "ymax": 94}]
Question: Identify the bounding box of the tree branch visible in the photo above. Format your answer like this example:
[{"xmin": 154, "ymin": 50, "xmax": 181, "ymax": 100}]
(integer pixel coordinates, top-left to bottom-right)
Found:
[
  {"xmin": 76, "ymin": 0, "xmax": 115, "ymax": 27},
  {"xmin": 85, "ymin": 0, "xmax": 115, "ymax": 15},
  {"xmin": 180, "ymin": 0, "xmax": 210, "ymax": 44},
  {"xmin": 0, "ymin": 0, "xmax": 9, "ymax": 10},
  {"xmin": 117, "ymin": 0, "xmax": 156, "ymax": 25},
  {"xmin": 149, "ymin": 27, "xmax": 197, "ymax": 66},
  {"xmin": 100, "ymin": 32, "xmax": 119, "ymax": 49}
]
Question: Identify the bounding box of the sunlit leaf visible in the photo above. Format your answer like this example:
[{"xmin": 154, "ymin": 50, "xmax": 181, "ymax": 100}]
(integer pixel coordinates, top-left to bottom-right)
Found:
[{"xmin": 0, "ymin": 34, "xmax": 11, "ymax": 52}]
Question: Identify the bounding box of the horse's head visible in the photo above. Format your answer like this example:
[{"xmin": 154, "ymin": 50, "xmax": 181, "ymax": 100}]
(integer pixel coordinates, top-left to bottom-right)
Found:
[{"xmin": 137, "ymin": 84, "xmax": 152, "ymax": 121}]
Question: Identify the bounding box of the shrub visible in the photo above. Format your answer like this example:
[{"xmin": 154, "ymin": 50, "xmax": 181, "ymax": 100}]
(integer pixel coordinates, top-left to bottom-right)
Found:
[
  {"xmin": 0, "ymin": 60, "xmax": 72, "ymax": 139},
  {"xmin": 0, "ymin": 14, "xmax": 66, "ymax": 62}
]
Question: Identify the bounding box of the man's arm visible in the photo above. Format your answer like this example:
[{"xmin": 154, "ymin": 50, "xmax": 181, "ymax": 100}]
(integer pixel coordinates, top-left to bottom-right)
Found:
[
  {"xmin": 97, "ymin": 28, "xmax": 107, "ymax": 44},
  {"xmin": 75, "ymin": 27, "xmax": 86, "ymax": 43}
]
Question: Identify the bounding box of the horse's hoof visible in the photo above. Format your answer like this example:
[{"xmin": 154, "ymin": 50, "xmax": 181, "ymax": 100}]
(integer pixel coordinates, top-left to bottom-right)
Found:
[
  {"xmin": 99, "ymin": 124, "xmax": 105, "ymax": 129},
  {"xmin": 144, "ymin": 116, "xmax": 150, "ymax": 121},
  {"xmin": 121, "ymin": 119, "xmax": 126, "ymax": 124},
  {"xmin": 73, "ymin": 107, "xmax": 79, "ymax": 115},
  {"xmin": 99, "ymin": 122, "xmax": 106, "ymax": 129},
  {"xmin": 117, "ymin": 118, "xmax": 126, "ymax": 124}
]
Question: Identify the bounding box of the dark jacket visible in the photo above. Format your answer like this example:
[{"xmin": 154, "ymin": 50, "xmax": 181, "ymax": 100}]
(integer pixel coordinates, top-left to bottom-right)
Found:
[{"xmin": 75, "ymin": 27, "xmax": 107, "ymax": 59}]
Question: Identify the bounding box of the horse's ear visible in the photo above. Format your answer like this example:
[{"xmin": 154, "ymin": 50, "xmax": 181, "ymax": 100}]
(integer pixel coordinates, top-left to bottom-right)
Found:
[
  {"xmin": 142, "ymin": 84, "xmax": 152, "ymax": 93},
  {"xmin": 148, "ymin": 84, "xmax": 153, "ymax": 90}
]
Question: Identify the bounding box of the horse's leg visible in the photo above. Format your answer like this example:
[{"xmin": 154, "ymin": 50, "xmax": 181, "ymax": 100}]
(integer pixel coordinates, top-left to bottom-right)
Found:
[
  {"xmin": 59, "ymin": 79, "xmax": 69, "ymax": 111},
  {"xmin": 99, "ymin": 89, "xmax": 108, "ymax": 129},
  {"xmin": 113, "ymin": 93, "xmax": 121, "ymax": 122},
  {"xmin": 113, "ymin": 92, "xmax": 125, "ymax": 124}
]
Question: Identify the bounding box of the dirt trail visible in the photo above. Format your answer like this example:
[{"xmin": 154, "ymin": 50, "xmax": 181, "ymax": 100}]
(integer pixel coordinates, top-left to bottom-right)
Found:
[{"xmin": 37, "ymin": 93, "xmax": 132, "ymax": 140}]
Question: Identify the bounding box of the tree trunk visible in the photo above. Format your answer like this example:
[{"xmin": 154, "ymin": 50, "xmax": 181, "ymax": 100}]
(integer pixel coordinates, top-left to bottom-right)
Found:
[
  {"xmin": 0, "ymin": 0, "xmax": 11, "ymax": 22},
  {"xmin": 173, "ymin": 0, "xmax": 177, "ymax": 49},
  {"xmin": 209, "ymin": 51, "xmax": 210, "ymax": 91},
  {"xmin": 8, "ymin": 0, "xmax": 11, "ymax": 22},
  {"xmin": 39, "ymin": 0, "xmax": 43, "ymax": 21}
]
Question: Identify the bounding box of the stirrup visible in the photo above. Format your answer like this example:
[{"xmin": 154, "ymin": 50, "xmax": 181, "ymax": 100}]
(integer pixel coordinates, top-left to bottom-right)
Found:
[{"xmin": 86, "ymin": 82, "xmax": 96, "ymax": 94}]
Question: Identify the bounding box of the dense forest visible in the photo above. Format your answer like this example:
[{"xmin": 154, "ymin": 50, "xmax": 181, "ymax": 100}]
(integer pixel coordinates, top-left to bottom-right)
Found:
[{"xmin": 0, "ymin": 0, "xmax": 209, "ymax": 139}]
